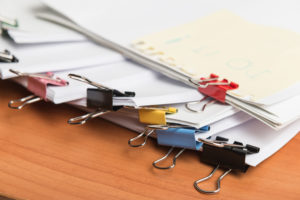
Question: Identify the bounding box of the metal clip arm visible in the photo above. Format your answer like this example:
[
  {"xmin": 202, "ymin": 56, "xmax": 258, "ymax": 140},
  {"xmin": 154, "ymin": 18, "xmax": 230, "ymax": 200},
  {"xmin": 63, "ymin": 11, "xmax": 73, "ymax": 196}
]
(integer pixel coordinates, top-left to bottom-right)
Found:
[
  {"xmin": 194, "ymin": 164, "xmax": 232, "ymax": 194},
  {"xmin": 152, "ymin": 147, "xmax": 185, "ymax": 170},
  {"xmin": 8, "ymin": 95, "xmax": 42, "ymax": 110},
  {"xmin": 128, "ymin": 127, "xmax": 154, "ymax": 147},
  {"xmin": 68, "ymin": 110, "xmax": 110, "ymax": 125}
]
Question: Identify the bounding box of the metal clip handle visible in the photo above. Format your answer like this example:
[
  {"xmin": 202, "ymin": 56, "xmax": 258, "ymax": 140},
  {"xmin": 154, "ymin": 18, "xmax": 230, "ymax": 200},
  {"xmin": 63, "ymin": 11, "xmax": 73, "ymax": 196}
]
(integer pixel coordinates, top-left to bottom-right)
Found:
[
  {"xmin": 194, "ymin": 164, "xmax": 232, "ymax": 194},
  {"xmin": 128, "ymin": 127, "xmax": 154, "ymax": 147},
  {"xmin": 68, "ymin": 73, "xmax": 111, "ymax": 90},
  {"xmin": 8, "ymin": 95, "xmax": 42, "ymax": 110},
  {"xmin": 152, "ymin": 147, "xmax": 185, "ymax": 170},
  {"xmin": 68, "ymin": 110, "xmax": 110, "ymax": 125}
]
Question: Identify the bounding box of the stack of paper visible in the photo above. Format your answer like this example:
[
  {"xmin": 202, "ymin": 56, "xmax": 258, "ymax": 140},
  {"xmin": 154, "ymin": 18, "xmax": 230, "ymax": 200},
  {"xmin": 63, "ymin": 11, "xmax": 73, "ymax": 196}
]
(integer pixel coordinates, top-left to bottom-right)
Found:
[{"xmin": 1, "ymin": 0, "xmax": 299, "ymax": 194}]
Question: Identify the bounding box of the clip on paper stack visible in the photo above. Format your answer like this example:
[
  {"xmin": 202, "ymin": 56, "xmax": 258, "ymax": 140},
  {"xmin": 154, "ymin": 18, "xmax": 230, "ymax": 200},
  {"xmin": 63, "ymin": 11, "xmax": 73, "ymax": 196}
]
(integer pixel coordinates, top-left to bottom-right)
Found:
[
  {"xmin": 0, "ymin": 49, "xmax": 19, "ymax": 63},
  {"xmin": 8, "ymin": 69, "xmax": 68, "ymax": 109},
  {"xmin": 196, "ymin": 74, "xmax": 239, "ymax": 103},
  {"xmin": 138, "ymin": 107, "xmax": 177, "ymax": 125},
  {"xmin": 68, "ymin": 73, "xmax": 135, "ymax": 125},
  {"xmin": 194, "ymin": 136, "xmax": 260, "ymax": 194},
  {"xmin": 128, "ymin": 107, "xmax": 178, "ymax": 147},
  {"xmin": 152, "ymin": 126, "xmax": 210, "ymax": 170}
]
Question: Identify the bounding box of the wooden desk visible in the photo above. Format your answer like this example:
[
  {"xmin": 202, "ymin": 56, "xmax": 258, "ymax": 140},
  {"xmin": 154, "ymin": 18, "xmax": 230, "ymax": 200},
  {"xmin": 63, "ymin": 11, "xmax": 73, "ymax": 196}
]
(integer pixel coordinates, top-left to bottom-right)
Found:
[{"xmin": 0, "ymin": 79, "xmax": 299, "ymax": 200}]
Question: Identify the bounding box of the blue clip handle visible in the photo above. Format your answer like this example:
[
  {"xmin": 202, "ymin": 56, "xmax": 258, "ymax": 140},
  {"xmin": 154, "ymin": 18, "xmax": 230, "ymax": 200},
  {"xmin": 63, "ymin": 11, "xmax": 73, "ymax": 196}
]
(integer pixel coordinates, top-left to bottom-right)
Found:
[{"xmin": 156, "ymin": 126, "xmax": 210, "ymax": 150}]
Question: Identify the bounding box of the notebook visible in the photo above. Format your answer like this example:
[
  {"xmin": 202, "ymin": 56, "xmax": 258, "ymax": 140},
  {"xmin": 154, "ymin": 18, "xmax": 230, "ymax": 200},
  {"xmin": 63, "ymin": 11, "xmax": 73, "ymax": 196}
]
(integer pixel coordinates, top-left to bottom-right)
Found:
[{"xmin": 132, "ymin": 10, "xmax": 300, "ymax": 105}]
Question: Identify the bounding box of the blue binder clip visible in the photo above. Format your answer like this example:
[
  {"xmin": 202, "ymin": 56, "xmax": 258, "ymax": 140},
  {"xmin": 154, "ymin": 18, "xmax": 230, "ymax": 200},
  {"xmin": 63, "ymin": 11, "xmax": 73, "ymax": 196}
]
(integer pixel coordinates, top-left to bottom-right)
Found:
[
  {"xmin": 128, "ymin": 124, "xmax": 188, "ymax": 148},
  {"xmin": 152, "ymin": 126, "xmax": 210, "ymax": 170},
  {"xmin": 156, "ymin": 126, "xmax": 210, "ymax": 150}
]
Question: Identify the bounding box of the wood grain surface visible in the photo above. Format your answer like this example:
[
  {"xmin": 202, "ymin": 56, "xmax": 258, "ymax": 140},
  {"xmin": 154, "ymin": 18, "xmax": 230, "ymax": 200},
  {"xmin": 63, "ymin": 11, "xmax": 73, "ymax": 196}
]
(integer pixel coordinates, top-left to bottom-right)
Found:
[{"xmin": 0, "ymin": 79, "xmax": 299, "ymax": 200}]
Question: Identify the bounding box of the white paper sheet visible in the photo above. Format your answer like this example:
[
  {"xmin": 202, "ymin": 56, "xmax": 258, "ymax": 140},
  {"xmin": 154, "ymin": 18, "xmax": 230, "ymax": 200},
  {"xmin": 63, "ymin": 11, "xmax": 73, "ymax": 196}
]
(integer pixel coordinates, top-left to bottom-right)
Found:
[
  {"xmin": 42, "ymin": 0, "xmax": 300, "ymax": 45},
  {"xmin": 0, "ymin": 37, "xmax": 124, "ymax": 79},
  {"xmin": 45, "ymin": 61, "xmax": 205, "ymax": 105},
  {"xmin": 72, "ymin": 105, "xmax": 252, "ymax": 141},
  {"xmin": 0, "ymin": 0, "xmax": 86, "ymax": 44}
]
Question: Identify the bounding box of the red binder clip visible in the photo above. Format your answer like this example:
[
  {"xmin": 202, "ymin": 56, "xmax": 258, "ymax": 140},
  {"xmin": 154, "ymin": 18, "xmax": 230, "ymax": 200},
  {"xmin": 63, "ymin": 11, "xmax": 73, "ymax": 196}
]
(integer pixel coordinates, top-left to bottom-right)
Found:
[
  {"xmin": 197, "ymin": 74, "xmax": 239, "ymax": 103},
  {"xmin": 27, "ymin": 72, "xmax": 68, "ymax": 100}
]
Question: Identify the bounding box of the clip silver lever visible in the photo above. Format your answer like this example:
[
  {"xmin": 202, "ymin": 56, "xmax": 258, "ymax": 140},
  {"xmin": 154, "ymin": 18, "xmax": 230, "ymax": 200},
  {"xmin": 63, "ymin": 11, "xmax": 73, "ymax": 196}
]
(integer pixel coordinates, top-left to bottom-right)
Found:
[
  {"xmin": 8, "ymin": 95, "xmax": 42, "ymax": 110},
  {"xmin": 68, "ymin": 109, "xmax": 110, "ymax": 125},
  {"xmin": 188, "ymin": 76, "xmax": 229, "ymax": 88},
  {"xmin": 128, "ymin": 127, "xmax": 155, "ymax": 147},
  {"xmin": 152, "ymin": 147, "xmax": 185, "ymax": 170},
  {"xmin": 185, "ymin": 96, "xmax": 216, "ymax": 112},
  {"xmin": 9, "ymin": 69, "xmax": 66, "ymax": 83},
  {"xmin": 128, "ymin": 124, "xmax": 189, "ymax": 148},
  {"xmin": 0, "ymin": 50, "xmax": 18, "ymax": 63},
  {"xmin": 68, "ymin": 73, "xmax": 111, "ymax": 90},
  {"xmin": 193, "ymin": 164, "xmax": 232, "ymax": 194}
]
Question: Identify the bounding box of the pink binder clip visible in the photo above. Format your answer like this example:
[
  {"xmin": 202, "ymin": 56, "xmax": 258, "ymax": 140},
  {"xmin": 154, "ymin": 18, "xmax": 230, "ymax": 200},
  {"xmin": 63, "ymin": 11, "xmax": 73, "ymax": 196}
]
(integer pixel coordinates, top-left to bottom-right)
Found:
[
  {"xmin": 27, "ymin": 72, "xmax": 68, "ymax": 100},
  {"xmin": 8, "ymin": 70, "xmax": 68, "ymax": 109}
]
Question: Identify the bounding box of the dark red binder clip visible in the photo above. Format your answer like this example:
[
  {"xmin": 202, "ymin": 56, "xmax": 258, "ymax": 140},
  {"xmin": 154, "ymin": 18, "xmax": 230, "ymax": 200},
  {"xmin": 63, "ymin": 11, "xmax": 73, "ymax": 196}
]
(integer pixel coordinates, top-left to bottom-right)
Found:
[{"xmin": 197, "ymin": 74, "xmax": 239, "ymax": 103}]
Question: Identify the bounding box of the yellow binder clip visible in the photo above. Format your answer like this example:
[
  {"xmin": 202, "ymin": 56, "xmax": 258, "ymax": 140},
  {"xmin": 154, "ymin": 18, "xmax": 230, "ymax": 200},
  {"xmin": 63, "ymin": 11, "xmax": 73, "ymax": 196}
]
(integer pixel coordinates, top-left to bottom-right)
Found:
[{"xmin": 138, "ymin": 107, "xmax": 177, "ymax": 125}]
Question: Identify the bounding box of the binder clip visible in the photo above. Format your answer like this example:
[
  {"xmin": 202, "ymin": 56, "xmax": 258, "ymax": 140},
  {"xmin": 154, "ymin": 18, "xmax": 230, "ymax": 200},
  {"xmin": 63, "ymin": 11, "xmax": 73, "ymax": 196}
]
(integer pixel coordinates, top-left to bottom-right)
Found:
[
  {"xmin": 0, "ymin": 49, "xmax": 18, "ymax": 63},
  {"xmin": 152, "ymin": 126, "xmax": 210, "ymax": 170},
  {"xmin": 188, "ymin": 74, "xmax": 238, "ymax": 111},
  {"xmin": 68, "ymin": 74, "xmax": 135, "ymax": 125},
  {"xmin": 0, "ymin": 15, "xmax": 18, "ymax": 35},
  {"xmin": 138, "ymin": 107, "xmax": 178, "ymax": 125},
  {"xmin": 8, "ymin": 69, "xmax": 68, "ymax": 109},
  {"xmin": 194, "ymin": 136, "xmax": 260, "ymax": 194},
  {"xmin": 128, "ymin": 107, "xmax": 178, "ymax": 147},
  {"xmin": 156, "ymin": 126, "xmax": 210, "ymax": 150}
]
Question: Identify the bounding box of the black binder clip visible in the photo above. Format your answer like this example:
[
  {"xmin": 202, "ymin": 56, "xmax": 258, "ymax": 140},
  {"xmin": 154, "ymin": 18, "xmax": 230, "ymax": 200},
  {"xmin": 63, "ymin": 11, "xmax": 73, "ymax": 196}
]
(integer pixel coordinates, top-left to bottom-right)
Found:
[
  {"xmin": 194, "ymin": 136, "xmax": 260, "ymax": 194},
  {"xmin": 0, "ymin": 49, "xmax": 18, "ymax": 63},
  {"xmin": 68, "ymin": 73, "xmax": 135, "ymax": 125}
]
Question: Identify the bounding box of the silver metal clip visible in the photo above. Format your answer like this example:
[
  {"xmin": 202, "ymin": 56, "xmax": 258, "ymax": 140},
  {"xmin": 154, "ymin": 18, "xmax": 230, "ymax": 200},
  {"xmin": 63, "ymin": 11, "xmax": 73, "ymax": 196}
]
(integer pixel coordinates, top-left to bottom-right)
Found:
[
  {"xmin": 68, "ymin": 73, "xmax": 112, "ymax": 90},
  {"xmin": 8, "ymin": 95, "xmax": 42, "ymax": 110},
  {"xmin": 128, "ymin": 127, "xmax": 155, "ymax": 147},
  {"xmin": 128, "ymin": 124, "xmax": 189, "ymax": 148},
  {"xmin": 198, "ymin": 138, "xmax": 245, "ymax": 149},
  {"xmin": 0, "ymin": 50, "xmax": 18, "ymax": 63},
  {"xmin": 152, "ymin": 147, "xmax": 185, "ymax": 170},
  {"xmin": 188, "ymin": 76, "xmax": 229, "ymax": 88},
  {"xmin": 68, "ymin": 109, "xmax": 110, "ymax": 125},
  {"xmin": 194, "ymin": 164, "xmax": 232, "ymax": 194},
  {"xmin": 9, "ymin": 69, "xmax": 66, "ymax": 83},
  {"xmin": 185, "ymin": 96, "xmax": 217, "ymax": 112}
]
